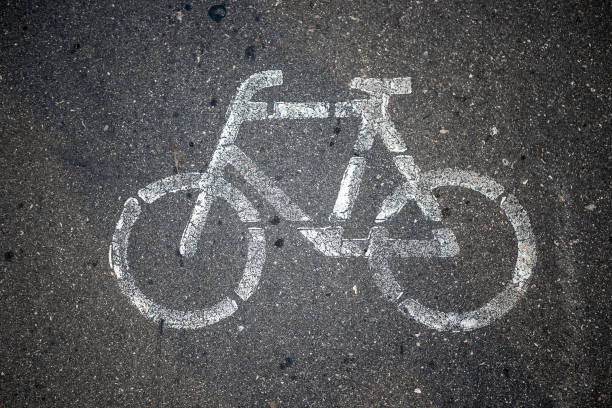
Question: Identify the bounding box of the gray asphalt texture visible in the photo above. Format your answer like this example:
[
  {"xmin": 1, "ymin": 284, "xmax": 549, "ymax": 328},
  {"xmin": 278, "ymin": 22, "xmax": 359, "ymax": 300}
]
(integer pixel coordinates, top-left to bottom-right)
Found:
[{"xmin": 1, "ymin": 1, "xmax": 610, "ymax": 407}]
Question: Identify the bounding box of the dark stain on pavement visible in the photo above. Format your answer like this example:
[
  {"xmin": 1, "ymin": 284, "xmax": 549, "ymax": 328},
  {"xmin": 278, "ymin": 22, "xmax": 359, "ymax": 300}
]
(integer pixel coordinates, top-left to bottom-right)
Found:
[
  {"xmin": 245, "ymin": 45, "xmax": 256, "ymax": 60},
  {"xmin": 279, "ymin": 357, "xmax": 293, "ymax": 370},
  {"xmin": 208, "ymin": 4, "xmax": 226, "ymax": 22}
]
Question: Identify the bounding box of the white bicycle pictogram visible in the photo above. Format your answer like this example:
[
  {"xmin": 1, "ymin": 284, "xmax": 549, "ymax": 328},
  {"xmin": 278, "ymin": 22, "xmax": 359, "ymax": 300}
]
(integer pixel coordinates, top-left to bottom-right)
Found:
[{"xmin": 109, "ymin": 71, "xmax": 536, "ymax": 332}]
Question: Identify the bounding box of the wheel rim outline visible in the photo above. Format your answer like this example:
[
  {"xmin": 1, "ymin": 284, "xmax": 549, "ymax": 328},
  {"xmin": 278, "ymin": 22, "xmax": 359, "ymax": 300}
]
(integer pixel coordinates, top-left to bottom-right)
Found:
[
  {"xmin": 109, "ymin": 173, "xmax": 266, "ymax": 329},
  {"xmin": 373, "ymin": 169, "xmax": 537, "ymax": 331}
]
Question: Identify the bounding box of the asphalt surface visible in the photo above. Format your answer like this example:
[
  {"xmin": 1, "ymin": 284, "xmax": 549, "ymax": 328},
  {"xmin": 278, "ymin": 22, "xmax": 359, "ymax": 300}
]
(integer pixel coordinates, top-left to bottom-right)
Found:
[{"xmin": 1, "ymin": 1, "xmax": 610, "ymax": 407}]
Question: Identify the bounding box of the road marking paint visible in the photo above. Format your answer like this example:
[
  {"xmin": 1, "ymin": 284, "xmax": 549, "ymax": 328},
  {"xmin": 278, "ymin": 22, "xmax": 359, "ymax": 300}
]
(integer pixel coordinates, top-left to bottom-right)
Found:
[
  {"xmin": 501, "ymin": 194, "xmax": 537, "ymax": 287},
  {"xmin": 212, "ymin": 145, "xmax": 311, "ymax": 222},
  {"xmin": 366, "ymin": 225, "xmax": 459, "ymax": 302},
  {"xmin": 501, "ymin": 194, "xmax": 534, "ymax": 245},
  {"xmin": 180, "ymin": 174, "xmax": 260, "ymax": 257},
  {"xmin": 330, "ymin": 156, "xmax": 366, "ymax": 221},
  {"xmin": 342, "ymin": 77, "xmax": 412, "ymax": 153},
  {"xmin": 110, "ymin": 70, "xmax": 537, "ymax": 332},
  {"xmin": 431, "ymin": 228, "xmax": 461, "ymax": 258},
  {"xmin": 334, "ymin": 101, "xmax": 357, "ymax": 118},
  {"xmin": 111, "ymin": 174, "xmax": 267, "ymax": 329},
  {"xmin": 110, "ymin": 197, "xmax": 141, "ymax": 280},
  {"xmin": 379, "ymin": 169, "xmax": 536, "ymax": 331},
  {"xmin": 180, "ymin": 184, "xmax": 215, "ymax": 258},
  {"xmin": 217, "ymin": 70, "xmax": 283, "ymax": 147},
  {"xmin": 111, "ymin": 196, "xmax": 241, "ymax": 328},
  {"xmin": 390, "ymin": 228, "xmax": 459, "ymax": 258},
  {"xmin": 422, "ymin": 168, "xmax": 505, "ymax": 201},
  {"xmin": 300, "ymin": 225, "xmax": 459, "ymax": 261},
  {"xmin": 272, "ymin": 102, "xmax": 329, "ymax": 119},
  {"xmin": 398, "ymin": 285, "xmax": 523, "ymax": 332},
  {"xmin": 235, "ymin": 228, "xmax": 266, "ymax": 301},
  {"xmin": 351, "ymin": 77, "xmax": 412, "ymax": 96},
  {"xmin": 138, "ymin": 172, "xmax": 202, "ymax": 203},
  {"xmin": 367, "ymin": 227, "xmax": 403, "ymax": 301},
  {"xmin": 298, "ymin": 226, "xmax": 368, "ymax": 257},
  {"xmin": 376, "ymin": 156, "xmax": 442, "ymax": 222}
]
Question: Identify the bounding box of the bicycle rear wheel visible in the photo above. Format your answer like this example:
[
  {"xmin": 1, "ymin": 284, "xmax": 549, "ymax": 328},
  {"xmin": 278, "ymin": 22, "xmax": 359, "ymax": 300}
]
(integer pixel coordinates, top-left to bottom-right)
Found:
[{"xmin": 109, "ymin": 172, "xmax": 266, "ymax": 329}]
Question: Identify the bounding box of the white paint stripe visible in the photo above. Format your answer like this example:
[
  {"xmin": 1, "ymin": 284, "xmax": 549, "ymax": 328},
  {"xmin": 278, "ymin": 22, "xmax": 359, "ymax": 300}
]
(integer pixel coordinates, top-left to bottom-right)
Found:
[
  {"xmin": 387, "ymin": 77, "xmax": 412, "ymax": 94},
  {"xmin": 422, "ymin": 169, "xmax": 505, "ymax": 201},
  {"xmin": 110, "ymin": 71, "xmax": 537, "ymax": 333},
  {"xmin": 138, "ymin": 172, "xmax": 202, "ymax": 203},
  {"xmin": 235, "ymin": 228, "xmax": 266, "ymax": 301},
  {"xmin": 393, "ymin": 155, "xmax": 419, "ymax": 182},
  {"xmin": 514, "ymin": 240, "xmax": 536, "ymax": 286},
  {"xmin": 432, "ymin": 228, "xmax": 461, "ymax": 258},
  {"xmin": 217, "ymin": 70, "xmax": 283, "ymax": 147},
  {"xmin": 390, "ymin": 228, "xmax": 459, "ymax": 258},
  {"xmin": 180, "ymin": 187, "xmax": 214, "ymax": 257},
  {"xmin": 501, "ymin": 194, "xmax": 537, "ymax": 287},
  {"xmin": 372, "ymin": 269, "xmax": 404, "ymax": 302},
  {"xmin": 110, "ymin": 197, "xmax": 241, "ymax": 329},
  {"xmin": 375, "ymin": 181, "xmax": 416, "ymax": 222},
  {"xmin": 299, "ymin": 225, "xmax": 457, "ymax": 260},
  {"xmin": 398, "ymin": 285, "xmax": 523, "ymax": 332},
  {"xmin": 111, "ymin": 170, "xmax": 269, "ymax": 328},
  {"xmin": 344, "ymin": 77, "xmax": 411, "ymax": 153},
  {"xmin": 233, "ymin": 70, "xmax": 282, "ymax": 102},
  {"xmin": 180, "ymin": 173, "xmax": 261, "ymax": 257},
  {"xmin": 394, "ymin": 156, "xmax": 442, "ymax": 221},
  {"xmin": 334, "ymin": 101, "xmax": 358, "ymax": 118},
  {"xmin": 339, "ymin": 238, "xmax": 369, "ymax": 257},
  {"xmin": 298, "ymin": 226, "xmax": 368, "ymax": 257},
  {"xmin": 218, "ymin": 145, "xmax": 311, "ymax": 222},
  {"xmin": 298, "ymin": 227, "xmax": 343, "ymax": 257},
  {"xmin": 110, "ymin": 197, "xmax": 141, "ymax": 280},
  {"xmin": 376, "ymin": 156, "xmax": 442, "ymax": 222},
  {"xmin": 216, "ymin": 181, "xmax": 261, "ymax": 223},
  {"xmin": 501, "ymin": 194, "xmax": 533, "ymax": 243},
  {"xmin": 350, "ymin": 77, "xmax": 412, "ymax": 96},
  {"xmin": 330, "ymin": 156, "xmax": 366, "ymax": 221},
  {"xmin": 350, "ymin": 100, "xmax": 376, "ymax": 152},
  {"xmin": 413, "ymin": 191, "xmax": 443, "ymax": 222},
  {"xmin": 367, "ymin": 227, "xmax": 403, "ymax": 301},
  {"xmin": 372, "ymin": 169, "xmax": 536, "ymax": 332},
  {"xmin": 272, "ymin": 102, "xmax": 329, "ymax": 119}
]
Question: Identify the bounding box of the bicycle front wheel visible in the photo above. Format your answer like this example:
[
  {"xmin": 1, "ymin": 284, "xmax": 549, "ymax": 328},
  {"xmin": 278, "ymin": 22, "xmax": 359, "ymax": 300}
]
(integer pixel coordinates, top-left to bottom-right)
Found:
[{"xmin": 370, "ymin": 168, "xmax": 536, "ymax": 332}]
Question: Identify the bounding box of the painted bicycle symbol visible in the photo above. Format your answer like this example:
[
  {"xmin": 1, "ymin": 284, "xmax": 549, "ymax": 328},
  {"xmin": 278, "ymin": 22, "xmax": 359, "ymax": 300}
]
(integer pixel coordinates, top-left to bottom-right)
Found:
[{"xmin": 109, "ymin": 71, "xmax": 536, "ymax": 331}]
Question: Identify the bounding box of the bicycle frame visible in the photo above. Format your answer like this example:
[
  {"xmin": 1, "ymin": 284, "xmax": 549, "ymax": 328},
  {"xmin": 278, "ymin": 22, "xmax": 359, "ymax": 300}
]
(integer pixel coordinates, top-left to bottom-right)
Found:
[{"xmin": 178, "ymin": 71, "xmax": 458, "ymax": 264}]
